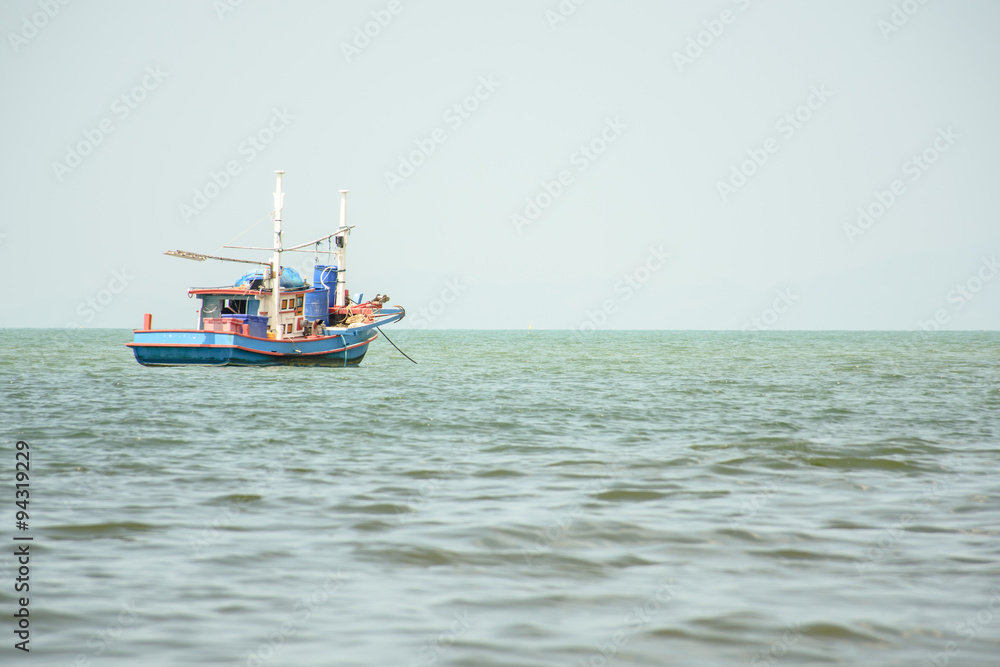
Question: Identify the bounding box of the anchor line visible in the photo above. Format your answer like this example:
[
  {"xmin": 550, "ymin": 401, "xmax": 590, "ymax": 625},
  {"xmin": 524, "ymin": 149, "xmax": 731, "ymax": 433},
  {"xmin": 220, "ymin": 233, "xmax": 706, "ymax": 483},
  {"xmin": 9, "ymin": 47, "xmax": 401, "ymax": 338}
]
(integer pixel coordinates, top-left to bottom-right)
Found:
[{"xmin": 377, "ymin": 327, "xmax": 417, "ymax": 364}]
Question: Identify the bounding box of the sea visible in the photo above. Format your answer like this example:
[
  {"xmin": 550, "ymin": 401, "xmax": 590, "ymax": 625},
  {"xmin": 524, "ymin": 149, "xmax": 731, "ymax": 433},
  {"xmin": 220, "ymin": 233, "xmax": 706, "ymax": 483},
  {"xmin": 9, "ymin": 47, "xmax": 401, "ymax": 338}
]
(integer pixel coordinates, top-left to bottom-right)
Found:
[{"xmin": 2, "ymin": 329, "xmax": 999, "ymax": 666}]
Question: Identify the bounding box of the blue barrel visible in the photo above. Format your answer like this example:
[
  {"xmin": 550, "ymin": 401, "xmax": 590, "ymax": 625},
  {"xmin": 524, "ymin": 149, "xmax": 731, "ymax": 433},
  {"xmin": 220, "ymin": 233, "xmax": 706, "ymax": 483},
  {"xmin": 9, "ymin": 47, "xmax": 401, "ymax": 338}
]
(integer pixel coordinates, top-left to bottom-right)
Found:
[
  {"xmin": 216, "ymin": 314, "xmax": 267, "ymax": 337},
  {"xmin": 244, "ymin": 315, "xmax": 267, "ymax": 338},
  {"xmin": 313, "ymin": 265, "xmax": 338, "ymax": 307},
  {"xmin": 304, "ymin": 288, "xmax": 329, "ymax": 322}
]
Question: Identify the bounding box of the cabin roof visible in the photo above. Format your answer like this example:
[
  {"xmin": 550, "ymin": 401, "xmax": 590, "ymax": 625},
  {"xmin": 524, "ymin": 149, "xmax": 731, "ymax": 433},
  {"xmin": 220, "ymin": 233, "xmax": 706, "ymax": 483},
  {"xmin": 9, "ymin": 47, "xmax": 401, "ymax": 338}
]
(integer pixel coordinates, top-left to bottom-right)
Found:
[{"xmin": 189, "ymin": 287, "xmax": 312, "ymax": 297}]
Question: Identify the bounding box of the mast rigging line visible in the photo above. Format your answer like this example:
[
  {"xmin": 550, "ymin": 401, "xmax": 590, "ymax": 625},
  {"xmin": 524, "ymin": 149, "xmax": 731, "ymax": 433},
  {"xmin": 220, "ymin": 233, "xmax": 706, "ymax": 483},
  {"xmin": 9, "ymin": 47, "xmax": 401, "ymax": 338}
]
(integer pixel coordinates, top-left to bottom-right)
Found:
[
  {"xmin": 214, "ymin": 210, "xmax": 275, "ymax": 254},
  {"xmin": 222, "ymin": 227, "xmax": 354, "ymax": 252},
  {"xmin": 164, "ymin": 250, "xmax": 269, "ymax": 265}
]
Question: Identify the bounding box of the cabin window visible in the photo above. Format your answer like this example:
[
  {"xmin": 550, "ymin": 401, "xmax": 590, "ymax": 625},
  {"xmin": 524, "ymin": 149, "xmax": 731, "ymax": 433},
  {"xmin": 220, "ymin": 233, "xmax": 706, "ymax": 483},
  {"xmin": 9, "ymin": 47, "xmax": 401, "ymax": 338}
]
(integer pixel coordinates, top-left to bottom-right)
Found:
[
  {"xmin": 285, "ymin": 323, "xmax": 293, "ymax": 334},
  {"xmin": 201, "ymin": 298, "xmax": 220, "ymax": 316},
  {"xmin": 281, "ymin": 298, "xmax": 289, "ymax": 310},
  {"xmin": 223, "ymin": 299, "xmax": 247, "ymax": 315},
  {"xmin": 295, "ymin": 296, "xmax": 303, "ymax": 308}
]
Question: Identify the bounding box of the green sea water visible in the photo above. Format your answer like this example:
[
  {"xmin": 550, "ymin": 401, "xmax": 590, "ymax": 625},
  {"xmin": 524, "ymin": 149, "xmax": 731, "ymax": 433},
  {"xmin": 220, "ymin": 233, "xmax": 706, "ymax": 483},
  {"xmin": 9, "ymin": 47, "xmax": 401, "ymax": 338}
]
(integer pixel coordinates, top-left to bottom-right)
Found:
[{"xmin": 2, "ymin": 329, "xmax": 999, "ymax": 666}]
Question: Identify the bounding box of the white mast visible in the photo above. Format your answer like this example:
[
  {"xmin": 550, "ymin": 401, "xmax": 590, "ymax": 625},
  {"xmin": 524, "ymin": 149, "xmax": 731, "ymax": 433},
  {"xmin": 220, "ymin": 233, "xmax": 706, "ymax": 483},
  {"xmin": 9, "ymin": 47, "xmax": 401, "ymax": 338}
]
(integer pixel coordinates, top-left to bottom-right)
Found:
[
  {"xmin": 335, "ymin": 189, "xmax": 349, "ymax": 308},
  {"xmin": 271, "ymin": 170, "xmax": 285, "ymax": 339}
]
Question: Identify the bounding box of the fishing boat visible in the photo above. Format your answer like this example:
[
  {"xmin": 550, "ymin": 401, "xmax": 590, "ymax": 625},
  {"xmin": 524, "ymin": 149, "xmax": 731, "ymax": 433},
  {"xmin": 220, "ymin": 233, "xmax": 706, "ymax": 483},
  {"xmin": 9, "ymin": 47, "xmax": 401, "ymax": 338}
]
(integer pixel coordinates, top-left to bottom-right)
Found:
[{"xmin": 128, "ymin": 171, "xmax": 405, "ymax": 366}]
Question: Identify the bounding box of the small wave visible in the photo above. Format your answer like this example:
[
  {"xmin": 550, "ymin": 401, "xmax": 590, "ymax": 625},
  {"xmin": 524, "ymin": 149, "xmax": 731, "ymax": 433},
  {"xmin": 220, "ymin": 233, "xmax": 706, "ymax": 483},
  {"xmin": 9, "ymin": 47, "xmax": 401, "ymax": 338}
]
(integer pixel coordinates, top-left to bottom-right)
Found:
[
  {"xmin": 716, "ymin": 527, "xmax": 765, "ymax": 541},
  {"xmin": 340, "ymin": 502, "xmax": 414, "ymax": 515},
  {"xmin": 207, "ymin": 494, "xmax": 262, "ymax": 505},
  {"xmin": 752, "ymin": 548, "xmax": 857, "ymax": 562},
  {"xmin": 805, "ymin": 457, "xmax": 929, "ymax": 472},
  {"xmin": 45, "ymin": 522, "xmax": 157, "ymax": 538},
  {"xmin": 473, "ymin": 469, "xmax": 526, "ymax": 478},
  {"xmin": 594, "ymin": 489, "xmax": 668, "ymax": 502},
  {"xmin": 800, "ymin": 622, "xmax": 886, "ymax": 643}
]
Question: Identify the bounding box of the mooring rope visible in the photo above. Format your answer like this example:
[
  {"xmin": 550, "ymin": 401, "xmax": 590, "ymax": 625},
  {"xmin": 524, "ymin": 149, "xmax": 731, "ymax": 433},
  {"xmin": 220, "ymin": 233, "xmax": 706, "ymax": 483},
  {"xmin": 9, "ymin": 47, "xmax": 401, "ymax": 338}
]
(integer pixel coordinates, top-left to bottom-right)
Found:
[{"xmin": 377, "ymin": 327, "xmax": 417, "ymax": 364}]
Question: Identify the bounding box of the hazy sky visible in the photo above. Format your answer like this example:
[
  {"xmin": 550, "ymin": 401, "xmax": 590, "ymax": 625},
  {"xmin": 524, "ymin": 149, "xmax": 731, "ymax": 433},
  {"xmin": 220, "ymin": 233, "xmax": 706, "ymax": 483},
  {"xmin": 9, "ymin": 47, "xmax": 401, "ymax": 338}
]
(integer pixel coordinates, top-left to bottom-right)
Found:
[{"xmin": 3, "ymin": 0, "xmax": 999, "ymax": 330}]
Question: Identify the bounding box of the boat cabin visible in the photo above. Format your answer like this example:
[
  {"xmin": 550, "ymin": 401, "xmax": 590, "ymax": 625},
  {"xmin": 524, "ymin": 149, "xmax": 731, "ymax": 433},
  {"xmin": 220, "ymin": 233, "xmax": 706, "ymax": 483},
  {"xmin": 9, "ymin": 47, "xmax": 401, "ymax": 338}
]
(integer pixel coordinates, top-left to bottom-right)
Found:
[{"xmin": 190, "ymin": 287, "xmax": 320, "ymax": 339}]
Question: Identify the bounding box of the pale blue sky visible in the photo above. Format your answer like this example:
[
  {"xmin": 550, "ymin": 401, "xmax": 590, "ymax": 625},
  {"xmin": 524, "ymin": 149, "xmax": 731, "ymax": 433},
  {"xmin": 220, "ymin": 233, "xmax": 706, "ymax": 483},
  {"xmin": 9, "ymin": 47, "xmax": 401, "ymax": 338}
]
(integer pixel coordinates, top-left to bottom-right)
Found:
[{"xmin": 2, "ymin": 0, "xmax": 999, "ymax": 329}]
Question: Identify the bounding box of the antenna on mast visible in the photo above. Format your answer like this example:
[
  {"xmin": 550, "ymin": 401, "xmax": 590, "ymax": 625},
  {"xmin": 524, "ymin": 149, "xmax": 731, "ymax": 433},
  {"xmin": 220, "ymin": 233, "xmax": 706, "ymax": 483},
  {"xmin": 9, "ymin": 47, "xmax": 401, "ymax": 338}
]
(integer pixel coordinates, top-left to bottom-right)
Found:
[
  {"xmin": 271, "ymin": 170, "xmax": 285, "ymax": 339},
  {"xmin": 335, "ymin": 190, "xmax": 350, "ymax": 308}
]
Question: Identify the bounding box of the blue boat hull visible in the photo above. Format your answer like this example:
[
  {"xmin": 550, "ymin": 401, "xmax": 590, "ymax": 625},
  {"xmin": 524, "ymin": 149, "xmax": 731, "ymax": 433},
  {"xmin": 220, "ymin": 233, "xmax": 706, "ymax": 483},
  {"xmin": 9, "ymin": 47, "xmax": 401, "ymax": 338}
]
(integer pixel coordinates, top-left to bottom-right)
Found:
[{"xmin": 128, "ymin": 329, "xmax": 378, "ymax": 367}]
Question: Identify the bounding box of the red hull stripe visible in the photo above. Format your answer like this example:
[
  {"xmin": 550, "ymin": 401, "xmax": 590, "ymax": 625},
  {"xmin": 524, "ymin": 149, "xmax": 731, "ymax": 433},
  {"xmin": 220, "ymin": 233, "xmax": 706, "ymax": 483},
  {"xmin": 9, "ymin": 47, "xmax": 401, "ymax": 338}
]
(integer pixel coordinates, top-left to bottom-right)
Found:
[{"xmin": 131, "ymin": 329, "xmax": 358, "ymax": 341}]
